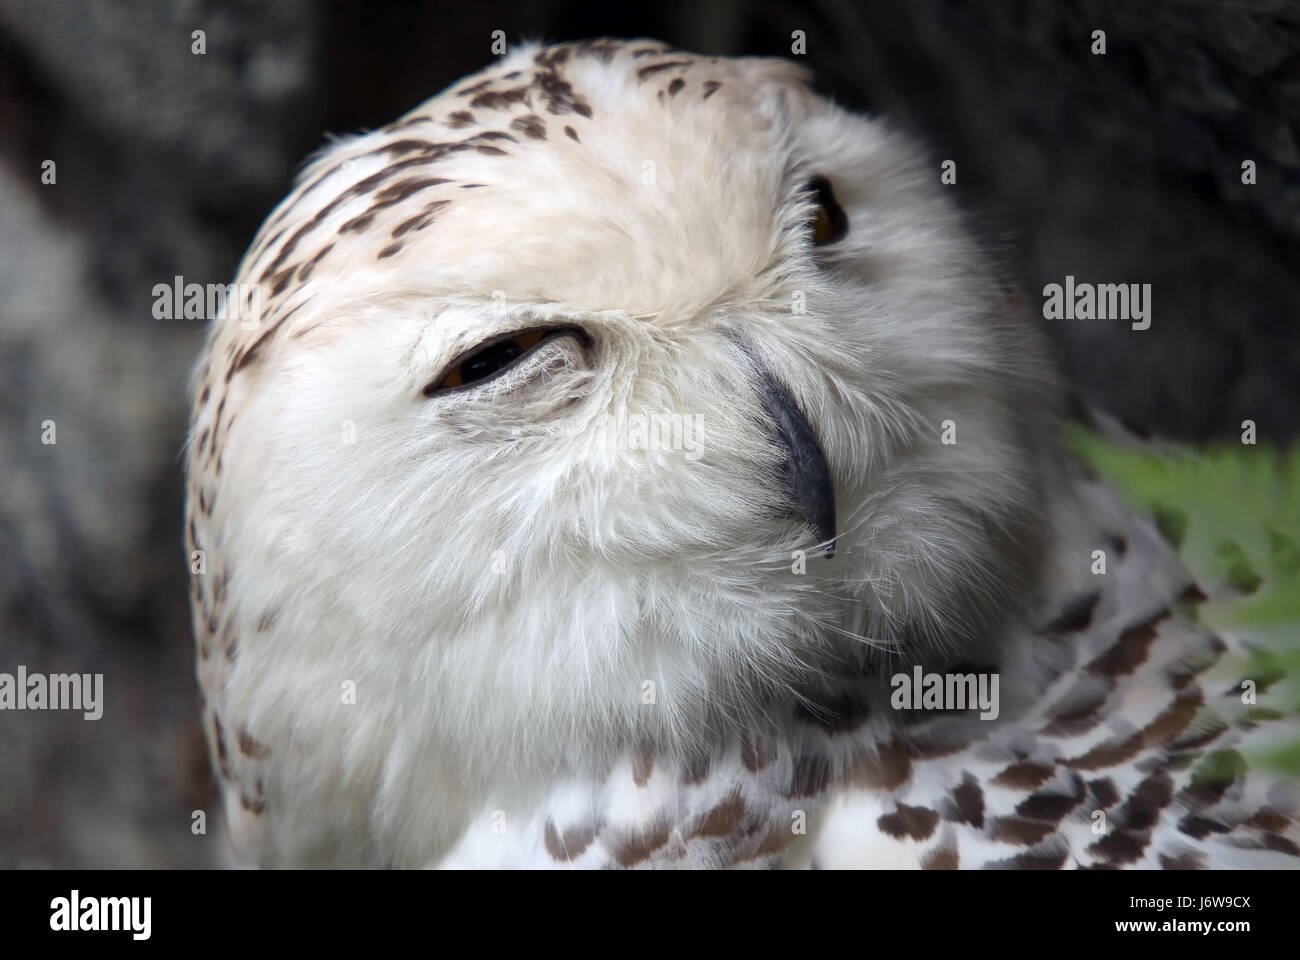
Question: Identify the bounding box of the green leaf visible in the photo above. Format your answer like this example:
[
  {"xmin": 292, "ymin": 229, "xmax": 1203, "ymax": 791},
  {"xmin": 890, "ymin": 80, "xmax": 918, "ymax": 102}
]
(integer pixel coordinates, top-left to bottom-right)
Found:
[{"xmin": 1067, "ymin": 427, "xmax": 1300, "ymax": 778}]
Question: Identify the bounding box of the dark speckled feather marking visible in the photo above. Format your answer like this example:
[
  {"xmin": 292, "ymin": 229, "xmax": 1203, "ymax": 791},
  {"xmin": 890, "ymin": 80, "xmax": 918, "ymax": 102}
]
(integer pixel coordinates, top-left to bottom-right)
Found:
[
  {"xmin": 637, "ymin": 61, "xmax": 691, "ymax": 81},
  {"xmin": 510, "ymin": 115, "xmax": 547, "ymax": 140}
]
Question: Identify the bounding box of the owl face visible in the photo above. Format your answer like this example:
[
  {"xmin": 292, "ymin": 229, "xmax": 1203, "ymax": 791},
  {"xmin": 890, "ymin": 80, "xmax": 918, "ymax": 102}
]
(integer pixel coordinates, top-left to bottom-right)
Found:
[{"xmin": 188, "ymin": 41, "xmax": 1056, "ymax": 814}]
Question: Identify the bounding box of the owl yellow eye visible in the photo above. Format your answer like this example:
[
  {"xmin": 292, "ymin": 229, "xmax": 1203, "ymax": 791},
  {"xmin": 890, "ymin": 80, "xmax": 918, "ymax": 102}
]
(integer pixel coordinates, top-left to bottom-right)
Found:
[
  {"xmin": 807, "ymin": 175, "xmax": 848, "ymax": 246},
  {"xmin": 424, "ymin": 327, "xmax": 574, "ymax": 395}
]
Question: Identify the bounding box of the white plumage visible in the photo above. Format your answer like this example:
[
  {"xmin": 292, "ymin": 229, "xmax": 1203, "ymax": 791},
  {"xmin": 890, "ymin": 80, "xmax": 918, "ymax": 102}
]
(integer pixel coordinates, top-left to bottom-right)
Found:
[{"xmin": 185, "ymin": 40, "xmax": 1298, "ymax": 868}]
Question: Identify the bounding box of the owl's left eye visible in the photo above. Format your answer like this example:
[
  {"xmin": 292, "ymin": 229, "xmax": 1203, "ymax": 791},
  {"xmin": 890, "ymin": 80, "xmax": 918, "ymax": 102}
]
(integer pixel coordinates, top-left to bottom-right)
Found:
[
  {"xmin": 423, "ymin": 326, "xmax": 582, "ymax": 395},
  {"xmin": 807, "ymin": 175, "xmax": 848, "ymax": 246}
]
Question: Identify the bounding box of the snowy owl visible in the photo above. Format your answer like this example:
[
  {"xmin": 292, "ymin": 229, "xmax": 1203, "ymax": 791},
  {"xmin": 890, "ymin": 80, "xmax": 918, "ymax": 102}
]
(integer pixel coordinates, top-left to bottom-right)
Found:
[{"xmin": 185, "ymin": 39, "xmax": 1297, "ymax": 868}]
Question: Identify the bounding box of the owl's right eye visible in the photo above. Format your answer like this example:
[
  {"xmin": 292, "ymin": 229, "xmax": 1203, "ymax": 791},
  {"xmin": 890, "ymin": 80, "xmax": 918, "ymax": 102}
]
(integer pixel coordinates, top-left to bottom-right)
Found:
[
  {"xmin": 423, "ymin": 326, "xmax": 583, "ymax": 395},
  {"xmin": 807, "ymin": 175, "xmax": 848, "ymax": 246}
]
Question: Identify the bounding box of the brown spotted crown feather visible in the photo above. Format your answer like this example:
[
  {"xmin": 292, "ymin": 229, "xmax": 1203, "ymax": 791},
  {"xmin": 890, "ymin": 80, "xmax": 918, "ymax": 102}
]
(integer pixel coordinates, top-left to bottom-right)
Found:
[{"xmin": 192, "ymin": 40, "xmax": 803, "ymax": 397}]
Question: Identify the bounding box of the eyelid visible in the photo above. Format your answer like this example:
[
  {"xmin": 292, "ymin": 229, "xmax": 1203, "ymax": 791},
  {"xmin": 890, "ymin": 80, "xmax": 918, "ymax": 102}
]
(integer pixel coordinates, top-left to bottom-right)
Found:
[{"xmin": 423, "ymin": 324, "xmax": 588, "ymax": 397}]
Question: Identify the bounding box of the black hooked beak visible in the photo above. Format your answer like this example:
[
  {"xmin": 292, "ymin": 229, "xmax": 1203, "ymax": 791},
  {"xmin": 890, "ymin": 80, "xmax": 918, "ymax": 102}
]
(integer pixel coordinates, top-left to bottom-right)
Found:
[{"xmin": 755, "ymin": 369, "xmax": 837, "ymax": 558}]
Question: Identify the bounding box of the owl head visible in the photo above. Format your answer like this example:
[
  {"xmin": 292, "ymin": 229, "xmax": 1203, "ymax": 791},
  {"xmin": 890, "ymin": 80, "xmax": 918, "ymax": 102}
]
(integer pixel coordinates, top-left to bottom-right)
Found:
[{"xmin": 187, "ymin": 41, "xmax": 1058, "ymax": 798}]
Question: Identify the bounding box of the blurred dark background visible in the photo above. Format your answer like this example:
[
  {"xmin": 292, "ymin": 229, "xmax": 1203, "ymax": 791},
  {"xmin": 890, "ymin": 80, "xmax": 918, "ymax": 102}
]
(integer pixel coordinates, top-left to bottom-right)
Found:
[{"xmin": 0, "ymin": 0, "xmax": 1296, "ymax": 866}]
